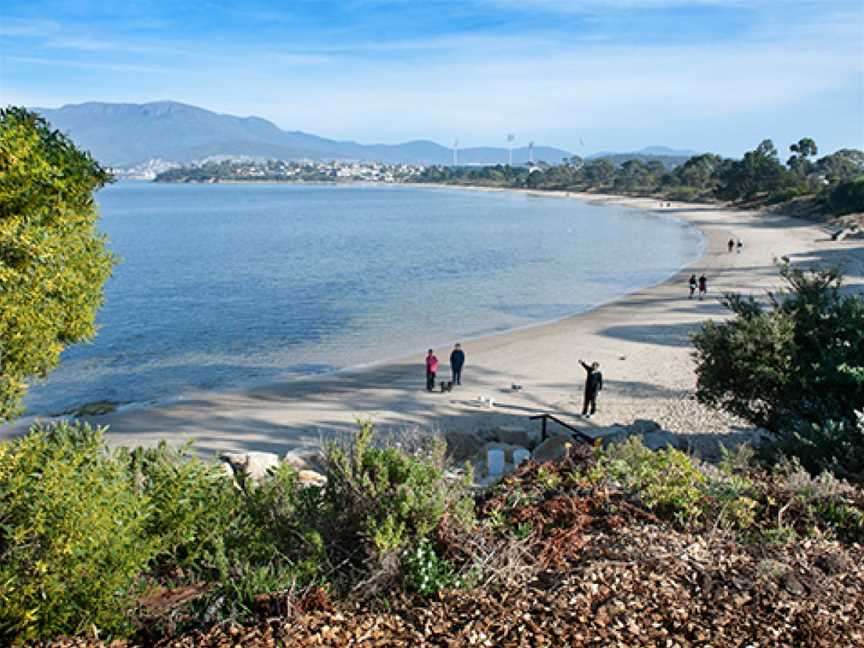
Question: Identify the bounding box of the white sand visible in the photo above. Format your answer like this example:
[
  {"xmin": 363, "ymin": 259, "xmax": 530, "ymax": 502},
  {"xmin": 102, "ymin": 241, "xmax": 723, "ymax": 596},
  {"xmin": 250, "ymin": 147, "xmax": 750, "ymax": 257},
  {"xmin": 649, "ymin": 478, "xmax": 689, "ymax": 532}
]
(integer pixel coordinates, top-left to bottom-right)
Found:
[{"xmin": 4, "ymin": 193, "xmax": 863, "ymax": 456}]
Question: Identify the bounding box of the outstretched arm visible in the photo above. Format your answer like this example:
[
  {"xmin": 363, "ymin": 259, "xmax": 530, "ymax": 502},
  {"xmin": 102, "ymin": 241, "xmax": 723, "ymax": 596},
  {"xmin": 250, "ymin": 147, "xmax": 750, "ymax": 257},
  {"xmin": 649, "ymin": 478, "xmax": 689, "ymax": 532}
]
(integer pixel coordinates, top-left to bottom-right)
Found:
[{"xmin": 579, "ymin": 360, "xmax": 591, "ymax": 372}]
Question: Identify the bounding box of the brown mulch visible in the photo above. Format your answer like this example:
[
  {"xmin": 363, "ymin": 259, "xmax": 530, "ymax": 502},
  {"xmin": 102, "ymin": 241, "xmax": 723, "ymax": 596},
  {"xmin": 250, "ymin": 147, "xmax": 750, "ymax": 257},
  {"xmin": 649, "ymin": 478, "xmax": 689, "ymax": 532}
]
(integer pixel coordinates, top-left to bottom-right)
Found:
[{"xmin": 50, "ymin": 455, "xmax": 864, "ymax": 647}]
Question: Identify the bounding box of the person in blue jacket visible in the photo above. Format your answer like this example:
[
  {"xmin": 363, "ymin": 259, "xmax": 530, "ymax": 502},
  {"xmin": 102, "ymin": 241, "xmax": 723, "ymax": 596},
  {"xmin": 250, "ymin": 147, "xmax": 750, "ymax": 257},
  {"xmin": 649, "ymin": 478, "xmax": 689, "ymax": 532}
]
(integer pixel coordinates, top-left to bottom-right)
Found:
[{"xmin": 450, "ymin": 343, "xmax": 465, "ymax": 385}]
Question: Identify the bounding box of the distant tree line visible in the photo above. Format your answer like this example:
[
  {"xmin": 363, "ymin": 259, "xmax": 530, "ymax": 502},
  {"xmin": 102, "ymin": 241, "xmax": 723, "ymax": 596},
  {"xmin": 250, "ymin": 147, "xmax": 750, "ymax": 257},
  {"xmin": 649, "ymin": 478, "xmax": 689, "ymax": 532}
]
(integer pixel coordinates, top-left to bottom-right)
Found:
[{"xmin": 417, "ymin": 139, "xmax": 864, "ymax": 216}]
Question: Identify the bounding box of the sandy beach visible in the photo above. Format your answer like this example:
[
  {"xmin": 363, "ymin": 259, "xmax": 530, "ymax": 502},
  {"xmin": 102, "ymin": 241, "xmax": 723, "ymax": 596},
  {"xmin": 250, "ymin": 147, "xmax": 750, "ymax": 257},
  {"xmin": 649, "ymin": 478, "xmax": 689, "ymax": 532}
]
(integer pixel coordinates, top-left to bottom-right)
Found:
[{"xmin": 5, "ymin": 192, "xmax": 863, "ymax": 457}]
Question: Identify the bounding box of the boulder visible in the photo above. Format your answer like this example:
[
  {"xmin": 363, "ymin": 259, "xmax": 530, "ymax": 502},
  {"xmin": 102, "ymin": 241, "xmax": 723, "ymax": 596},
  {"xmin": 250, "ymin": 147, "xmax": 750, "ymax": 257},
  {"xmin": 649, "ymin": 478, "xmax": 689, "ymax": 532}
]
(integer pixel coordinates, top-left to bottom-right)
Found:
[
  {"xmin": 630, "ymin": 419, "xmax": 662, "ymax": 435},
  {"xmin": 283, "ymin": 449, "xmax": 324, "ymax": 472},
  {"xmin": 584, "ymin": 425, "xmax": 630, "ymax": 447},
  {"xmin": 220, "ymin": 451, "xmax": 280, "ymax": 485},
  {"xmin": 297, "ymin": 469, "xmax": 327, "ymax": 488},
  {"xmin": 641, "ymin": 430, "xmax": 680, "ymax": 451},
  {"xmin": 444, "ymin": 430, "xmax": 488, "ymax": 461},
  {"xmin": 532, "ymin": 435, "xmax": 575, "ymax": 464},
  {"xmin": 494, "ymin": 425, "xmax": 541, "ymax": 449}
]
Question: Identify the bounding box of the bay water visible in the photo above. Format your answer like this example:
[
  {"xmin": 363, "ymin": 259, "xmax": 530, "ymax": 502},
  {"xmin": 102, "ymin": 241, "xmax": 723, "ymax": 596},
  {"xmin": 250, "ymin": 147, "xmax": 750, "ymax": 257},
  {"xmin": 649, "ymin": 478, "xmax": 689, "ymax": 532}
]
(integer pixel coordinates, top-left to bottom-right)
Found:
[{"xmin": 24, "ymin": 182, "xmax": 704, "ymax": 414}]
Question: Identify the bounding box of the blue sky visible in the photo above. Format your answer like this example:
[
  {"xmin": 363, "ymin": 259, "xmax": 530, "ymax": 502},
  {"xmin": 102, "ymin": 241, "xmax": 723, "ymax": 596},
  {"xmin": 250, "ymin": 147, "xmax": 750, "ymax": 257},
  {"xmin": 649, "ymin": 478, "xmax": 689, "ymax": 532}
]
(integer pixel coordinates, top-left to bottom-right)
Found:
[{"xmin": 1, "ymin": 0, "xmax": 862, "ymax": 156}]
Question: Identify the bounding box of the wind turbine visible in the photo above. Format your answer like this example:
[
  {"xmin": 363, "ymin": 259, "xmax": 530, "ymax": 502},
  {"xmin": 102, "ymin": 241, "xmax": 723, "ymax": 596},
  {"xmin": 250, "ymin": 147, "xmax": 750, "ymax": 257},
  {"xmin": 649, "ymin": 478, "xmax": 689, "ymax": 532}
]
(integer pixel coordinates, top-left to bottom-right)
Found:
[
  {"xmin": 528, "ymin": 141, "xmax": 534, "ymax": 164},
  {"xmin": 453, "ymin": 139, "xmax": 459, "ymax": 166},
  {"xmin": 507, "ymin": 133, "xmax": 515, "ymax": 166}
]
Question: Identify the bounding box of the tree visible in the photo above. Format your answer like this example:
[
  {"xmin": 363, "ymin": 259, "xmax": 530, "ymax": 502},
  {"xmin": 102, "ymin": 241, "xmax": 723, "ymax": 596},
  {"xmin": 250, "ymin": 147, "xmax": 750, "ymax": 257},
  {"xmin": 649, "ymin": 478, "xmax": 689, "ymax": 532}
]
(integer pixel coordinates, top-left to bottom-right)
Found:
[
  {"xmin": 717, "ymin": 139, "xmax": 789, "ymax": 200},
  {"xmin": 787, "ymin": 137, "xmax": 818, "ymax": 178},
  {"xmin": 692, "ymin": 266, "xmax": 864, "ymax": 479},
  {"xmin": 674, "ymin": 153, "xmax": 725, "ymax": 192},
  {"xmin": 0, "ymin": 108, "xmax": 116, "ymax": 421},
  {"xmin": 815, "ymin": 148, "xmax": 864, "ymax": 184},
  {"xmin": 583, "ymin": 159, "xmax": 616, "ymax": 186}
]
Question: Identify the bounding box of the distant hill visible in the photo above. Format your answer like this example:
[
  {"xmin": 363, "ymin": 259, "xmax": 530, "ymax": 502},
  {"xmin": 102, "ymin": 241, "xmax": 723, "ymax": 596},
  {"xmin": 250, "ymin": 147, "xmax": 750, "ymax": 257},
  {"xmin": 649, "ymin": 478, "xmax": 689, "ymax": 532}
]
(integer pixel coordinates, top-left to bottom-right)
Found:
[
  {"xmin": 585, "ymin": 145, "xmax": 699, "ymax": 169},
  {"xmin": 33, "ymin": 101, "xmax": 572, "ymax": 167}
]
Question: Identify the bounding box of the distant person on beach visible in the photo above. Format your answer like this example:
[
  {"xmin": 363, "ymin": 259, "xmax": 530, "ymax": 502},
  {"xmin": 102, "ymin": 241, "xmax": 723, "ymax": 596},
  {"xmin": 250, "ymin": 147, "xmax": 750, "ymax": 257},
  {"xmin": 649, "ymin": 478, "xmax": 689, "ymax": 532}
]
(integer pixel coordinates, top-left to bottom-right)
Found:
[
  {"xmin": 698, "ymin": 274, "xmax": 707, "ymax": 299},
  {"xmin": 736, "ymin": 239, "xmax": 743, "ymax": 254},
  {"xmin": 579, "ymin": 359, "xmax": 603, "ymax": 418},
  {"xmin": 688, "ymin": 274, "xmax": 697, "ymax": 299},
  {"xmin": 728, "ymin": 238, "xmax": 735, "ymax": 253},
  {"xmin": 425, "ymin": 349, "xmax": 438, "ymax": 392},
  {"xmin": 450, "ymin": 343, "xmax": 465, "ymax": 386}
]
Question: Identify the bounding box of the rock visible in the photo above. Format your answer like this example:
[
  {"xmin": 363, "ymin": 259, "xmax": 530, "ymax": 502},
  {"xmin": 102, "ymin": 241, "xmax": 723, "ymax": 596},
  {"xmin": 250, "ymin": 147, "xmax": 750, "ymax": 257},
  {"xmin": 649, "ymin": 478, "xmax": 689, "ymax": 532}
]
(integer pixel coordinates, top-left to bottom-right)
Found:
[
  {"xmin": 444, "ymin": 430, "xmax": 487, "ymax": 461},
  {"xmin": 68, "ymin": 400, "xmax": 119, "ymax": 417},
  {"xmin": 532, "ymin": 436, "xmax": 575, "ymax": 463},
  {"xmin": 584, "ymin": 425, "xmax": 630, "ymax": 447},
  {"xmin": 641, "ymin": 430, "xmax": 680, "ymax": 451},
  {"xmin": 297, "ymin": 469, "xmax": 327, "ymax": 488},
  {"xmin": 220, "ymin": 451, "xmax": 280, "ymax": 485},
  {"xmin": 283, "ymin": 449, "xmax": 324, "ymax": 472},
  {"xmin": 494, "ymin": 425, "xmax": 540, "ymax": 449},
  {"xmin": 630, "ymin": 419, "xmax": 662, "ymax": 435}
]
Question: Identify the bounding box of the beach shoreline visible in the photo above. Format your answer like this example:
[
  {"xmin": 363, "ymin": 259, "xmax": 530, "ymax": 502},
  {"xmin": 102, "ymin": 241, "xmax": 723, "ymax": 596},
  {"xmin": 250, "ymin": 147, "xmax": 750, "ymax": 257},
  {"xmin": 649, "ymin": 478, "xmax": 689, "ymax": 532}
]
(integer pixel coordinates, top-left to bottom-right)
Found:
[{"xmin": 3, "ymin": 190, "xmax": 863, "ymax": 458}]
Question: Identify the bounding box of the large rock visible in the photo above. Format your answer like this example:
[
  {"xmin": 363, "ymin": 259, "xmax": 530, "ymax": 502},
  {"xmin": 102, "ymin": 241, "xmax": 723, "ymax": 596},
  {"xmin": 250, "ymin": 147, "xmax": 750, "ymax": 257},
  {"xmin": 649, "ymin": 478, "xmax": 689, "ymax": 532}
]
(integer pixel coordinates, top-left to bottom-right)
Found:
[
  {"xmin": 532, "ymin": 435, "xmax": 576, "ymax": 463},
  {"xmin": 220, "ymin": 451, "xmax": 280, "ymax": 486},
  {"xmin": 297, "ymin": 469, "xmax": 327, "ymax": 488},
  {"xmin": 283, "ymin": 449, "xmax": 324, "ymax": 472},
  {"xmin": 630, "ymin": 419, "xmax": 662, "ymax": 435},
  {"xmin": 444, "ymin": 430, "xmax": 488, "ymax": 461},
  {"xmin": 494, "ymin": 425, "xmax": 540, "ymax": 449}
]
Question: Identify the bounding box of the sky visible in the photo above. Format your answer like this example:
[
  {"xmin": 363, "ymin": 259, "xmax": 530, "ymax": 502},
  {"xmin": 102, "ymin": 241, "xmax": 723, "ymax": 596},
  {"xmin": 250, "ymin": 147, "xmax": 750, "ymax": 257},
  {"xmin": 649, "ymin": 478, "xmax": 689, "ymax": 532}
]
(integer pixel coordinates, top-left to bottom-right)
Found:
[{"xmin": 1, "ymin": 0, "xmax": 862, "ymax": 156}]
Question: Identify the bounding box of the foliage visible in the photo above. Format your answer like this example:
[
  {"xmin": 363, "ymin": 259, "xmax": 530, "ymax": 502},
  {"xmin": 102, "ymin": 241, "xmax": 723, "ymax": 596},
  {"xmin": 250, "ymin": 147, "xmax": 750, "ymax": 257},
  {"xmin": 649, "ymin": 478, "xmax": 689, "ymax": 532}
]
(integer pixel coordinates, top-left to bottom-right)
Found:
[
  {"xmin": 824, "ymin": 174, "xmax": 864, "ymax": 215},
  {"xmin": 692, "ymin": 265, "xmax": 864, "ymax": 436},
  {"xmin": 124, "ymin": 442, "xmax": 240, "ymax": 573},
  {"xmin": 320, "ymin": 421, "xmax": 472, "ymax": 567},
  {"xmin": 594, "ymin": 438, "xmax": 708, "ymax": 524},
  {"xmin": 416, "ymin": 137, "xmax": 863, "ymax": 217},
  {"xmin": 0, "ymin": 108, "xmax": 116, "ymax": 422},
  {"xmin": 402, "ymin": 539, "xmax": 457, "ymax": 596},
  {"xmin": 0, "ymin": 423, "xmax": 155, "ymax": 642}
]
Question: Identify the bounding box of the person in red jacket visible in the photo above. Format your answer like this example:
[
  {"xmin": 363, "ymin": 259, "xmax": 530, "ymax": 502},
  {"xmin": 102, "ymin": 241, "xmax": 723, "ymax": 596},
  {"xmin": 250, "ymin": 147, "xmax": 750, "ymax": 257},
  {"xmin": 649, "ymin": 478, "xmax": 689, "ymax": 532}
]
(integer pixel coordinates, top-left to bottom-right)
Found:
[{"xmin": 425, "ymin": 349, "xmax": 439, "ymax": 391}]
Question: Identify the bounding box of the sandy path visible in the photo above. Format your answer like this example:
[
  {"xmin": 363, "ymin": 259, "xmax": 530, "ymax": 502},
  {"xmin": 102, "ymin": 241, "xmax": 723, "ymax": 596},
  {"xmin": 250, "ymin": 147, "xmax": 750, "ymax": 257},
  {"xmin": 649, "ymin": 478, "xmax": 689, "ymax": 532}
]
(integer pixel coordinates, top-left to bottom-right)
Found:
[{"xmin": 4, "ymin": 193, "xmax": 863, "ymax": 456}]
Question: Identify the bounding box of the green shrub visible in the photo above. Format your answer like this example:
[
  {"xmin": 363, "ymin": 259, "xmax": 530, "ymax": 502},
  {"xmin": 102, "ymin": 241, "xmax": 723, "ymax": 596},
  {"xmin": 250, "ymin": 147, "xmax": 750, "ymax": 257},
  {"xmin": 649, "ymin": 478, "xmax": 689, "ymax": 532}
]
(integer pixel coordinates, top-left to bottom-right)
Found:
[
  {"xmin": 402, "ymin": 539, "xmax": 457, "ymax": 596},
  {"xmin": 320, "ymin": 421, "xmax": 473, "ymax": 569},
  {"xmin": 692, "ymin": 265, "xmax": 864, "ymax": 481},
  {"xmin": 125, "ymin": 442, "xmax": 240, "ymax": 574},
  {"xmin": 0, "ymin": 423, "xmax": 155, "ymax": 642},
  {"xmin": 595, "ymin": 437, "xmax": 707, "ymax": 525},
  {"xmin": 824, "ymin": 174, "xmax": 864, "ymax": 215}
]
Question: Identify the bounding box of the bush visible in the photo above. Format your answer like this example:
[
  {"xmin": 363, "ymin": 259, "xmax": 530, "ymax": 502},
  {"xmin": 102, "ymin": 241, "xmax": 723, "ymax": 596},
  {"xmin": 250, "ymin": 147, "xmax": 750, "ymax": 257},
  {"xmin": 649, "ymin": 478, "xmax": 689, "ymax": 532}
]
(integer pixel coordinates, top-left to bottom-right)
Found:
[
  {"xmin": 692, "ymin": 265, "xmax": 864, "ymax": 480},
  {"xmin": 824, "ymin": 174, "xmax": 864, "ymax": 215},
  {"xmin": 0, "ymin": 423, "xmax": 155, "ymax": 642},
  {"xmin": 402, "ymin": 539, "xmax": 457, "ymax": 596},
  {"xmin": 319, "ymin": 422, "xmax": 472, "ymax": 577},
  {"xmin": 594, "ymin": 437, "xmax": 708, "ymax": 525},
  {"xmin": 125, "ymin": 442, "xmax": 240, "ymax": 574}
]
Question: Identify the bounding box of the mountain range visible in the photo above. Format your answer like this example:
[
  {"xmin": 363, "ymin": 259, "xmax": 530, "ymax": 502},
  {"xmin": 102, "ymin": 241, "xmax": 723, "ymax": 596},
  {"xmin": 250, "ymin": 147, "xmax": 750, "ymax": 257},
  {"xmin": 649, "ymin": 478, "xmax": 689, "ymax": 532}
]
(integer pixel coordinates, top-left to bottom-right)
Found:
[{"xmin": 34, "ymin": 101, "xmax": 573, "ymax": 168}]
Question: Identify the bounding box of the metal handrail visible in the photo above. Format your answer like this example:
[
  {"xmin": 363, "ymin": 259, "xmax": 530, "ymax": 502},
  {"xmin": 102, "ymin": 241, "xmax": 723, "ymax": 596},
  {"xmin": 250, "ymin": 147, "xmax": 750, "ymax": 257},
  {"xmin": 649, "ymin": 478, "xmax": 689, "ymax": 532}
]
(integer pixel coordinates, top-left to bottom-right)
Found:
[{"xmin": 530, "ymin": 413, "xmax": 593, "ymax": 443}]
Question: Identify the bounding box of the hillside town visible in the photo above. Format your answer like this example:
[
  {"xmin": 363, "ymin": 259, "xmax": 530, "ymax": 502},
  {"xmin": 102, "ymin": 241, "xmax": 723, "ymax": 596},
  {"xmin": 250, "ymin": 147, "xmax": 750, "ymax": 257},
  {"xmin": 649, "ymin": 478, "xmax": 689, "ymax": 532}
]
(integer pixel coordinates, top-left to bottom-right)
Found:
[{"xmin": 152, "ymin": 158, "xmax": 427, "ymax": 183}]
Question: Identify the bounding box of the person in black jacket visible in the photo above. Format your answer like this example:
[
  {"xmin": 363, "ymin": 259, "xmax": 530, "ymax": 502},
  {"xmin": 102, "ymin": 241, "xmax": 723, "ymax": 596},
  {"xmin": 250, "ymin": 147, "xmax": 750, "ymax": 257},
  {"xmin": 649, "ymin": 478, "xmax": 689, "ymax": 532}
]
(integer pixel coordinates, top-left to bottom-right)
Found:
[
  {"xmin": 450, "ymin": 343, "xmax": 465, "ymax": 385},
  {"xmin": 579, "ymin": 359, "xmax": 603, "ymax": 418}
]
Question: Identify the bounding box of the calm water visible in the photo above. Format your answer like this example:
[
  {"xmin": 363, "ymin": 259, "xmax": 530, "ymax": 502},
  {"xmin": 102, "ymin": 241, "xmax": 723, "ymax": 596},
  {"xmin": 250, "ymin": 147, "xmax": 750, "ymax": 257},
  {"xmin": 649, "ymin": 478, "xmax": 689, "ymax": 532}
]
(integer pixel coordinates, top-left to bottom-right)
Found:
[{"xmin": 24, "ymin": 182, "xmax": 704, "ymax": 414}]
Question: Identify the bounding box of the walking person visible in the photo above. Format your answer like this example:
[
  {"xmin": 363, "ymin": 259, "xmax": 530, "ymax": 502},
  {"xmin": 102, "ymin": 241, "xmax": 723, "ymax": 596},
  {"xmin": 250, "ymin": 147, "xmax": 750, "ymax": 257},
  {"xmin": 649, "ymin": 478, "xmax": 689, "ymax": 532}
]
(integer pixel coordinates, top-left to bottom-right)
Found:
[
  {"xmin": 688, "ymin": 273, "xmax": 697, "ymax": 299},
  {"xmin": 425, "ymin": 349, "xmax": 438, "ymax": 392},
  {"xmin": 736, "ymin": 238, "xmax": 743, "ymax": 254},
  {"xmin": 579, "ymin": 359, "xmax": 603, "ymax": 418},
  {"xmin": 450, "ymin": 343, "xmax": 465, "ymax": 386},
  {"xmin": 727, "ymin": 238, "xmax": 735, "ymax": 253},
  {"xmin": 698, "ymin": 274, "xmax": 707, "ymax": 300}
]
